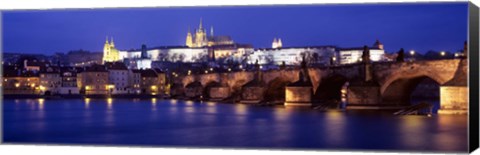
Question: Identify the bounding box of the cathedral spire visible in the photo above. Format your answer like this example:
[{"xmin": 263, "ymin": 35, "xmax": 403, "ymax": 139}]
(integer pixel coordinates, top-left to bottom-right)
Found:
[
  {"xmin": 199, "ymin": 18, "xmax": 203, "ymax": 31},
  {"xmin": 110, "ymin": 37, "xmax": 115, "ymax": 47},
  {"xmin": 105, "ymin": 36, "xmax": 109, "ymax": 44}
]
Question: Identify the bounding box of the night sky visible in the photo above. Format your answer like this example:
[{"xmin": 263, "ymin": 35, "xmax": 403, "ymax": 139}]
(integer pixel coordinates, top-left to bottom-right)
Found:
[{"xmin": 2, "ymin": 2, "xmax": 468, "ymax": 55}]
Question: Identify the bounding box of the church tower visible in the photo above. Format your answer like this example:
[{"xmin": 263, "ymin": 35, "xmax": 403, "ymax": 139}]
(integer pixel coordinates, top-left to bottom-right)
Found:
[
  {"xmin": 103, "ymin": 37, "xmax": 111, "ymax": 63},
  {"xmin": 373, "ymin": 39, "xmax": 384, "ymax": 50},
  {"xmin": 277, "ymin": 38, "xmax": 283, "ymax": 48},
  {"xmin": 102, "ymin": 36, "xmax": 120, "ymax": 63},
  {"xmin": 186, "ymin": 27, "xmax": 193, "ymax": 47},
  {"xmin": 272, "ymin": 38, "xmax": 282, "ymax": 48},
  {"xmin": 195, "ymin": 18, "xmax": 207, "ymax": 47}
]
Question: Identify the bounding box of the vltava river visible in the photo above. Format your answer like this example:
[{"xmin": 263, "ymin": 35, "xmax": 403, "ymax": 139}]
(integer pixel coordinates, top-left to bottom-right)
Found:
[{"xmin": 3, "ymin": 98, "xmax": 468, "ymax": 152}]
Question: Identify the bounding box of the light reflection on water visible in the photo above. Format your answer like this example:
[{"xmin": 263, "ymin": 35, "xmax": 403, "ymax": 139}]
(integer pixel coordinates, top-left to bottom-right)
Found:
[{"xmin": 2, "ymin": 99, "xmax": 468, "ymax": 152}]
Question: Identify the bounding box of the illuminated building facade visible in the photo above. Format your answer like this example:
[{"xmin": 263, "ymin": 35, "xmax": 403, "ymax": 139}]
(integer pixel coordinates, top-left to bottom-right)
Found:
[
  {"xmin": 272, "ymin": 38, "xmax": 283, "ymax": 48},
  {"xmin": 248, "ymin": 46, "xmax": 337, "ymax": 67},
  {"xmin": 186, "ymin": 19, "xmax": 234, "ymax": 48},
  {"xmin": 78, "ymin": 64, "xmax": 110, "ymax": 95},
  {"xmin": 119, "ymin": 46, "xmax": 210, "ymax": 65},
  {"xmin": 105, "ymin": 62, "xmax": 130, "ymax": 94},
  {"xmin": 3, "ymin": 66, "xmax": 40, "ymax": 95},
  {"xmin": 139, "ymin": 69, "xmax": 161, "ymax": 95},
  {"xmin": 59, "ymin": 68, "xmax": 79, "ymax": 95},
  {"xmin": 129, "ymin": 70, "xmax": 142, "ymax": 94},
  {"xmin": 102, "ymin": 37, "xmax": 121, "ymax": 63},
  {"xmin": 39, "ymin": 67, "xmax": 62, "ymax": 95},
  {"xmin": 338, "ymin": 40, "xmax": 385, "ymax": 64}
]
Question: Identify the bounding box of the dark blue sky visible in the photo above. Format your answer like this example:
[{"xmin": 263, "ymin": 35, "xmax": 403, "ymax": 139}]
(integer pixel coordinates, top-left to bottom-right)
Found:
[{"xmin": 2, "ymin": 2, "xmax": 468, "ymax": 55}]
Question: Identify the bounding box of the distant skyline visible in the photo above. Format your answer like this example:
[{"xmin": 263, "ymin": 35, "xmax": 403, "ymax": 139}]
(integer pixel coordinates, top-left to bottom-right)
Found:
[{"xmin": 2, "ymin": 2, "xmax": 468, "ymax": 55}]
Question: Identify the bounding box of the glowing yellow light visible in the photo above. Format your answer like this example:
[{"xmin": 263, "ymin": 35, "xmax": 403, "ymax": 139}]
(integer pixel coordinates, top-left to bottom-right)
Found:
[
  {"xmin": 15, "ymin": 83, "xmax": 20, "ymax": 88},
  {"xmin": 107, "ymin": 98, "xmax": 113, "ymax": 106},
  {"xmin": 31, "ymin": 83, "xmax": 36, "ymax": 88},
  {"xmin": 440, "ymin": 51, "xmax": 446, "ymax": 56},
  {"xmin": 151, "ymin": 85, "xmax": 157, "ymax": 90},
  {"xmin": 107, "ymin": 85, "xmax": 115, "ymax": 89},
  {"xmin": 39, "ymin": 85, "xmax": 45, "ymax": 90},
  {"xmin": 38, "ymin": 98, "xmax": 45, "ymax": 110},
  {"xmin": 85, "ymin": 86, "xmax": 90, "ymax": 90},
  {"xmin": 332, "ymin": 57, "xmax": 336, "ymax": 61}
]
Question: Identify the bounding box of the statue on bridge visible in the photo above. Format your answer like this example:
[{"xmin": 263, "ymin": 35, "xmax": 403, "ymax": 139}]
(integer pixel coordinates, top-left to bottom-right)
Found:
[{"xmin": 396, "ymin": 48, "xmax": 405, "ymax": 62}]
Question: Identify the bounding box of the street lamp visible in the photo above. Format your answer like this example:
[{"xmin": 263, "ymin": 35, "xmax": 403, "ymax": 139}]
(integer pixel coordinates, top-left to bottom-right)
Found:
[
  {"xmin": 440, "ymin": 51, "xmax": 446, "ymax": 56},
  {"xmin": 410, "ymin": 50, "xmax": 415, "ymax": 55}
]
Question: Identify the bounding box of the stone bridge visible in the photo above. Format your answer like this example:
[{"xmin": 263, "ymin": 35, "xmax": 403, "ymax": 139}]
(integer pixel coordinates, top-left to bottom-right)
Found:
[{"xmin": 172, "ymin": 59, "xmax": 467, "ymax": 113}]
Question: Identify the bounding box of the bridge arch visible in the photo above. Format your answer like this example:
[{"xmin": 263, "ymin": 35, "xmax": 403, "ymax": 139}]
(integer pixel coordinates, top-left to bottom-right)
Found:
[
  {"xmin": 380, "ymin": 69, "xmax": 447, "ymax": 95},
  {"xmin": 263, "ymin": 77, "xmax": 291, "ymax": 102},
  {"xmin": 203, "ymin": 81, "xmax": 228, "ymax": 99},
  {"xmin": 313, "ymin": 74, "xmax": 349, "ymax": 102},
  {"xmin": 381, "ymin": 73, "xmax": 442, "ymax": 105}
]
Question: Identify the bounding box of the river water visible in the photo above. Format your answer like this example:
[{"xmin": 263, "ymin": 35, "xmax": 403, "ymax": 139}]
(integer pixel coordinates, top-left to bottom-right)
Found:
[{"xmin": 2, "ymin": 98, "xmax": 468, "ymax": 153}]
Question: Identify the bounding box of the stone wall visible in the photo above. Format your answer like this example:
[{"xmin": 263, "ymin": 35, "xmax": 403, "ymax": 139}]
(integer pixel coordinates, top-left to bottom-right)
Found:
[
  {"xmin": 209, "ymin": 87, "xmax": 230, "ymax": 99},
  {"xmin": 241, "ymin": 87, "xmax": 265, "ymax": 102},
  {"xmin": 347, "ymin": 86, "xmax": 381, "ymax": 105}
]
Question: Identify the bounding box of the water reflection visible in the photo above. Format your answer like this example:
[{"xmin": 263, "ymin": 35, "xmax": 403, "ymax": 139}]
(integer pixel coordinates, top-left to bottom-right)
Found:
[
  {"xmin": 324, "ymin": 111, "xmax": 346, "ymax": 145},
  {"xmin": 107, "ymin": 98, "xmax": 113, "ymax": 109},
  {"xmin": 84, "ymin": 98, "xmax": 90, "ymax": 109},
  {"xmin": 2, "ymin": 99, "xmax": 468, "ymax": 152},
  {"xmin": 150, "ymin": 98, "xmax": 157, "ymax": 111},
  {"xmin": 38, "ymin": 98, "xmax": 45, "ymax": 110}
]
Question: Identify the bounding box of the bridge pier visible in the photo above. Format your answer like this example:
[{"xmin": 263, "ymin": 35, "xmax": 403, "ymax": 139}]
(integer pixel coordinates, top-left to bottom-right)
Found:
[
  {"xmin": 438, "ymin": 86, "xmax": 468, "ymax": 114},
  {"xmin": 285, "ymin": 86, "xmax": 312, "ymax": 107},
  {"xmin": 240, "ymin": 86, "xmax": 265, "ymax": 104},
  {"xmin": 438, "ymin": 59, "xmax": 468, "ymax": 115},
  {"xmin": 209, "ymin": 86, "xmax": 230, "ymax": 101}
]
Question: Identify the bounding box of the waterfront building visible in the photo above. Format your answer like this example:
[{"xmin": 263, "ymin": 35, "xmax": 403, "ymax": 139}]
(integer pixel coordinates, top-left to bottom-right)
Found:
[
  {"xmin": 153, "ymin": 68, "xmax": 167, "ymax": 96},
  {"xmin": 3, "ymin": 65, "xmax": 40, "ymax": 95},
  {"xmin": 59, "ymin": 67, "xmax": 80, "ymax": 95},
  {"xmin": 139, "ymin": 69, "xmax": 160, "ymax": 95},
  {"xmin": 102, "ymin": 37, "xmax": 121, "ymax": 63},
  {"xmin": 337, "ymin": 40, "xmax": 385, "ymax": 64},
  {"xmin": 78, "ymin": 64, "xmax": 110, "ymax": 95},
  {"xmin": 105, "ymin": 62, "xmax": 129, "ymax": 94},
  {"xmin": 129, "ymin": 69, "xmax": 142, "ymax": 94},
  {"xmin": 39, "ymin": 66, "xmax": 62, "ymax": 95}
]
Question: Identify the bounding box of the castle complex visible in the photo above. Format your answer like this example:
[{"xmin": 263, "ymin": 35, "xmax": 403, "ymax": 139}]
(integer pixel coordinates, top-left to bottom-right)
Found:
[{"xmin": 102, "ymin": 18, "xmax": 387, "ymax": 69}]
